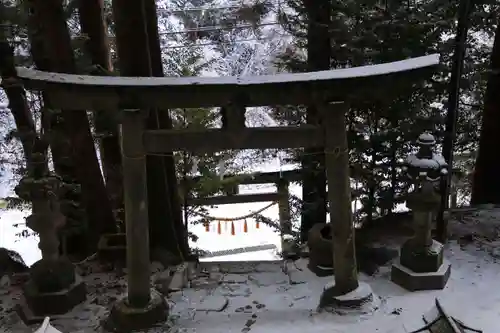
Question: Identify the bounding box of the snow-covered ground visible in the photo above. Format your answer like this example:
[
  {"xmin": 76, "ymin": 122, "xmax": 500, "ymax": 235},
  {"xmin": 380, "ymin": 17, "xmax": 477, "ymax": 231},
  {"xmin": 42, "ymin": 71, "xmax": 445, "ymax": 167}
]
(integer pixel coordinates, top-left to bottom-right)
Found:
[
  {"xmin": 167, "ymin": 245, "xmax": 500, "ymax": 333},
  {"xmin": 1, "ymin": 238, "xmax": 499, "ymax": 333},
  {"xmin": 1, "ymin": 208, "xmax": 500, "ymax": 333}
]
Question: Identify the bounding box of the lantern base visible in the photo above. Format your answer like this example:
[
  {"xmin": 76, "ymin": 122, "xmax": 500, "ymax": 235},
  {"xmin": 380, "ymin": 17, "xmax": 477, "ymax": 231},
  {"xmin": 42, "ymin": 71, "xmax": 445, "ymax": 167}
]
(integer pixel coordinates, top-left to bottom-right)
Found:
[
  {"xmin": 17, "ymin": 274, "xmax": 86, "ymax": 323},
  {"xmin": 391, "ymin": 259, "xmax": 451, "ymax": 291},
  {"xmin": 400, "ymin": 239, "xmax": 444, "ymax": 273}
]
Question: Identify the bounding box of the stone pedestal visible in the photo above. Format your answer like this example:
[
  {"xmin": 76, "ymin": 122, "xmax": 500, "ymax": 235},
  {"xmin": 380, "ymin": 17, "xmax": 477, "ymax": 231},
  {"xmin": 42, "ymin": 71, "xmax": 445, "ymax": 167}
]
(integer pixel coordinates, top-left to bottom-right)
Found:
[
  {"xmin": 319, "ymin": 282, "xmax": 379, "ymax": 314},
  {"xmin": 104, "ymin": 291, "xmax": 169, "ymax": 332},
  {"xmin": 391, "ymin": 238, "xmax": 451, "ymax": 291},
  {"xmin": 14, "ymin": 155, "xmax": 87, "ymax": 323},
  {"xmin": 17, "ymin": 258, "xmax": 87, "ymax": 323},
  {"xmin": 391, "ymin": 183, "xmax": 451, "ymax": 291},
  {"xmin": 391, "ymin": 259, "xmax": 451, "ymax": 292}
]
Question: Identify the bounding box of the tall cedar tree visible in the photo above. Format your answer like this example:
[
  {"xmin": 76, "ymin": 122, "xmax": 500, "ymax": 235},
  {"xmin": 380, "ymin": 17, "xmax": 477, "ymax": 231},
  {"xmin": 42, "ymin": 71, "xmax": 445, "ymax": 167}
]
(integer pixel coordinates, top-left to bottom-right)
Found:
[
  {"xmin": 112, "ymin": 0, "xmax": 188, "ymax": 258},
  {"xmin": 24, "ymin": 0, "xmax": 117, "ymax": 254},
  {"xmin": 77, "ymin": 0, "xmax": 124, "ymax": 216},
  {"xmin": 144, "ymin": 0, "xmax": 190, "ymax": 256},
  {"xmin": 472, "ymin": 20, "xmax": 500, "ymax": 205}
]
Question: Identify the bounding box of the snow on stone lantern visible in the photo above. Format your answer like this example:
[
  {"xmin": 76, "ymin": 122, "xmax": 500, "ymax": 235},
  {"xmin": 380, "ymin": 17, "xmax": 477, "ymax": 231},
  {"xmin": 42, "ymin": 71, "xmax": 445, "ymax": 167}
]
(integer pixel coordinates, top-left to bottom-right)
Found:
[
  {"xmin": 391, "ymin": 132, "xmax": 451, "ymax": 291},
  {"xmin": 404, "ymin": 132, "xmax": 448, "ymax": 183}
]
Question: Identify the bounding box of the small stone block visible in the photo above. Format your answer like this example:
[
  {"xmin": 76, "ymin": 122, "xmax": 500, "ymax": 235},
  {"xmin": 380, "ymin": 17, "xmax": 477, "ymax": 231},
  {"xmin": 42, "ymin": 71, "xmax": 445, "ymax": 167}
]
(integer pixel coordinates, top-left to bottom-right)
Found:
[
  {"xmin": 391, "ymin": 260, "xmax": 451, "ymax": 291},
  {"xmin": 169, "ymin": 264, "xmax": 189, "ymax": 291},
  {"xmin": 400, "ymin": 240, "xmax": 444, "ymax": 273},
  {"xmin": 307, "ymin": 259, "xmax": 333, "ymax": 277},
  {"xmin": 104, "ymin": 291, "xmax": 169, "ymax": 332},
  {"xmin": 319, "ymin": 281, "xmax": 374, "ymax": 309},
  {"xmin": 19, "ymin": 274, "xmax": 86, "ymax": 320},
  {"xmin": 98, "ymin": 233, "xmax": 127, "ymax": 264}
]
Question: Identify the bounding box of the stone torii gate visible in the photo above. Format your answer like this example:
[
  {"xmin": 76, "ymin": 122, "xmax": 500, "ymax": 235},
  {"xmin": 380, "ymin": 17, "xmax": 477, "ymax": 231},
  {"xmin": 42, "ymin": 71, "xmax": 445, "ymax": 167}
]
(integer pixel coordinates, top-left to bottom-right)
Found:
[{"xmin": 14, "ymin": 54, "xmax": 439, "ymax": 330}]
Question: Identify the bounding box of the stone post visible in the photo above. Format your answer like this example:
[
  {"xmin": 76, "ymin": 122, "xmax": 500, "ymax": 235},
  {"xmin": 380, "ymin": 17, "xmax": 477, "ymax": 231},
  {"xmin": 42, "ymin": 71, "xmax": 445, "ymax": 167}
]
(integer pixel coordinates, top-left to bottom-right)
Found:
[
  {"xmin": 391, "ymin": 132, "xmax": 451, "ymax": 291},
  {"xmin": 15, "ymin": 139, "xmax": 86, "ymax": 323},
  {"xmin": 106, "ymin": 109, "xmax": 168, "ymax": 332},
  {"xmin": 318, "ymin": 101, "xmax": 375, "ymax": 310}
]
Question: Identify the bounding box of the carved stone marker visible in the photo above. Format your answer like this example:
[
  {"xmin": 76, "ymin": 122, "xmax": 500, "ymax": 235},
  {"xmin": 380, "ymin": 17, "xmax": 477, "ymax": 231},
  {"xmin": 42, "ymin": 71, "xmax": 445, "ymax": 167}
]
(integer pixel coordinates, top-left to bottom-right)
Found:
[
  {"xmin": 15, "ymin": 140, "xmax": 86, "ymax": 323},
  {"xmin": 391, "ymin": 132, "xmax": 451, "ymax": 291}
]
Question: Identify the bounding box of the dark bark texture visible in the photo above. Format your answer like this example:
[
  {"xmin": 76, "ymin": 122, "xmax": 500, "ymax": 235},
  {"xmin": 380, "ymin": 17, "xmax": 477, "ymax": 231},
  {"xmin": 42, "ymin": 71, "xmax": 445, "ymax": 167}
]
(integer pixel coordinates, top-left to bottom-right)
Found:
[
  {"xmin": 77, "ymin": 0, "xmax": 124, "ymax": 218},
  {"xmin": 472, "ymin": 22, "xmax": 500, "ymax": 205},
  {"xmin": 300, "ymin": 0, "xmax": 331, "ymax": 242},
  {"xmin": 25, "ymin": 0, "xmax": 117, "ymax": 255},
  {"xmin": 112, "ymin": 0, "xmax": 188, "ymax": 258}
]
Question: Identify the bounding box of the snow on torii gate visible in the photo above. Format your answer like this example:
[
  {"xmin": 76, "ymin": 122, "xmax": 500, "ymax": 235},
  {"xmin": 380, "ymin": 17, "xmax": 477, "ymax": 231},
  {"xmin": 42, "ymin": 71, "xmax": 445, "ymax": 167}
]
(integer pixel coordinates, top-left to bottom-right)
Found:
[{"xmin": 14, "ymin": 54, "xmax": 439, "ymax": 323}]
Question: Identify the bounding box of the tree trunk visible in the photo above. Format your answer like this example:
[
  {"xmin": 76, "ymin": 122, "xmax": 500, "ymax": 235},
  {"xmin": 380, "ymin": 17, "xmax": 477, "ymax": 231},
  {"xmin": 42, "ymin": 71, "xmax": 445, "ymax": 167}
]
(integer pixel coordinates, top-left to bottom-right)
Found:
[
  {"xmin": 77, "ymin": 0, "xmax": 124, "ymax": 219},
  {"xmin": 471, "ymin": 22, "xmax": 500, "ymax": 205},
  {"xmin": 22, "ymin": 1, "xmax": 83, "ymax": 256},
  {"xmin": 0, "ymin": 36, "xmax": 46, "ymax": 173},
  {"xmin": 143, "ymin": 0, "xmax": 189, "ymax": 257},
  {"xmin": 25, "ymin": 0, "xmax": 117, "ymax": 253},
  {"xmin": 389, "ymin": 135, "xmax": 397, "ymax": 215},
  {"xmin": 23, "ymin": 1, "xmax": 66, "ymax": 177},
  {"xmin": 112, "ymin": 0, "xmax": 187, "ymax": 259},
  {"xmin": 300, "ymin": 0, "xmax": 330, "ymax": 242},
  {"xmin": 437, "ymin": 0, "xmax": 473, "ymax": 241},
  {"xmin": 367, "ymin": 114, "xmax": 378, "ymax": 222}
]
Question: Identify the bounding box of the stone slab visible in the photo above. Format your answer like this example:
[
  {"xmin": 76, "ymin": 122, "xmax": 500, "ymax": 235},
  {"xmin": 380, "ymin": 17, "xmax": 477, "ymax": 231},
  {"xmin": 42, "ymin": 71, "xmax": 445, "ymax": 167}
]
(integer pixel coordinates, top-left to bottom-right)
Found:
[
  {"xmin": 195, "ymin": 295, "xmax": 229, "ymax": 312},
  {"xmin": 391, "ymin": 260, "xmax": 451, "ymax": 291},
  {"xmin": 254, "ymin": 261, "xmax": 284, "ymax": 273},
  {"xmin": 248, "ymin": 272, "xmax": 288, "ymax": 287},
  {"xmin": 189, "ymin": 276, "xmax": 222, "ymax": 290},
  {"xmin": 218, "ymin": 262, "xmax": 259, "ymax": 274},
  {"xmin": 222, "ymin": 274, "xmax": 248, "ymax": 284}
]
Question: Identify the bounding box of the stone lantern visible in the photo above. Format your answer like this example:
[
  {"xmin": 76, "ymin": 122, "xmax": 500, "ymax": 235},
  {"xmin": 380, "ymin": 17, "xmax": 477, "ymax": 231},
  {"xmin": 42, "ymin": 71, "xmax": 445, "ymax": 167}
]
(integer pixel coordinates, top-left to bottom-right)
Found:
[
  {"xmin": 391, "ymin": 132, "xmax": 451, "ymax": 291},
  {"xmin": 15, "ymin": 139, "xmax": 86, "ymax": 322}
]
